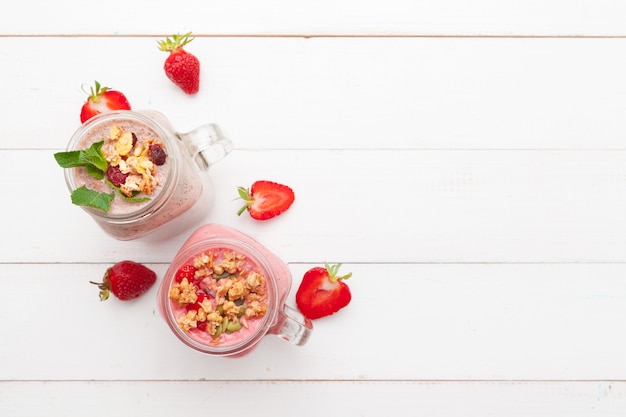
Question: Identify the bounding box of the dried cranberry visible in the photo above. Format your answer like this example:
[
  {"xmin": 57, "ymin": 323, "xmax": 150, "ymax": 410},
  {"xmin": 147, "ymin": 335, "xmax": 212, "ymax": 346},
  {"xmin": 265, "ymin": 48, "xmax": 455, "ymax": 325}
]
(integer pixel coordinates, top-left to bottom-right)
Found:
[
  {"xmin": 106, "ymin": 165, "xmax": 129, "ymax": 187},
  {"xmin": 148, "ymin": 144, "xmax": 167, "ymax": 165}
]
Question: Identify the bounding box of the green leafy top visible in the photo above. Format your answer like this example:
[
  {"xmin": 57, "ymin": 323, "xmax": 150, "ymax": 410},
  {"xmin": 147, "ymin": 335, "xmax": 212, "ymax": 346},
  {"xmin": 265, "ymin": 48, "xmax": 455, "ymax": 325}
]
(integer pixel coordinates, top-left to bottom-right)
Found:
[{"xmin": 157, "ymin": 32, "xmax": 194, "ymax": 53}]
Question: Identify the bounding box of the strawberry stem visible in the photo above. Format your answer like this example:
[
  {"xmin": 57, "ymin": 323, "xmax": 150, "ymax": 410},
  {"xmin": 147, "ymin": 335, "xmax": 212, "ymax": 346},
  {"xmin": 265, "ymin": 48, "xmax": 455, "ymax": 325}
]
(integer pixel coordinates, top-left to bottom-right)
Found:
[
  {"xmin": 81, "ymin": 80, "xmax": 110, "ymax": 102},
  {"xmin": 325, "ymin": 262, "xmax": 352, "ymax": 282},
  {"xmin": 236, "ymin": 186, "xmax": 253, "ymax": 216},
  {"xmin": 157, "ymin": 32, "xmax": 194, "ymax": 52},
  {"xmin": 89, "ymin": 280, "xmax": 111, "ymax": 301},
  {"xmin": 89, "ymin": 268, "xmax": 112, "ymax": 301}
]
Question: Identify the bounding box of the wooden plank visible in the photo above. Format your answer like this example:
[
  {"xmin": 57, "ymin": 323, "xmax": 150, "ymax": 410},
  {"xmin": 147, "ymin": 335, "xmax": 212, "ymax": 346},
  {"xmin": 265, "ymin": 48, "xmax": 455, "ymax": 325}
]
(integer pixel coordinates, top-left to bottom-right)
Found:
[
  {"xmin": 5, "ymin": 149, "xmax": 626, "ymax": 263},
  {"xmin": 1, "ymin": 263, "xmax": 626, "ymax": 381},
  {"xmin": 2, "ymin": 0, "xmax": 626, "ymax": 36},
  {"xmin": 3, "ymin": 37, "xmax": 626, "ymax": 150},
  {"xmin": 1, "ymin": 381, "xmax": 625, "ymax": 417}
]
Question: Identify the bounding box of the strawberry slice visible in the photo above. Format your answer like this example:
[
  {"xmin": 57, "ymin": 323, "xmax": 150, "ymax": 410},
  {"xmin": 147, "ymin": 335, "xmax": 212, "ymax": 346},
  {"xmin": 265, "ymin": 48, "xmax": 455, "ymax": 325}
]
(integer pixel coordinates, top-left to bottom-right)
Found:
[
  {"xmin": 236, "ymin": 180, "xmax": 295, "ymax": 220},
  {"xmin": 80, "ymin": 81, "xmax": 131, "ymax": 123},
  {"xmin": 296, "ymin": 263, "xmax": 352, "ymax": 320}
]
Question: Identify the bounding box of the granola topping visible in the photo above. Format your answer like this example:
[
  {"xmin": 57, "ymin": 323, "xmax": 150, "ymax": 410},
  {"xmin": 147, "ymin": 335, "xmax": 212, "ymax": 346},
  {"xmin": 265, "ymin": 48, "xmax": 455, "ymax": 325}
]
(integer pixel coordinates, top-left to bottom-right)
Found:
[
  {"xmin": 169, "ymin": 249, "xmax": 269, "ymax": 344},
  {"xmin": 101, "ymin": 125, "xmax": 166, "ymax": 197}
]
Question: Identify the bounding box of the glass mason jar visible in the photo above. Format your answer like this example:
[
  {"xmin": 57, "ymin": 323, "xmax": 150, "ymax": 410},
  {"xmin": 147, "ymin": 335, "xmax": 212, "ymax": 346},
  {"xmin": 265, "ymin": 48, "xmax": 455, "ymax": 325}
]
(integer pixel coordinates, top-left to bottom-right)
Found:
[
  {"xmin": 62, "ymin": 110, "xmax": 232, "ymax": 240},
  {"xmin": 157, "ymin": 223, "xmax": 313, "ymax": 357}
]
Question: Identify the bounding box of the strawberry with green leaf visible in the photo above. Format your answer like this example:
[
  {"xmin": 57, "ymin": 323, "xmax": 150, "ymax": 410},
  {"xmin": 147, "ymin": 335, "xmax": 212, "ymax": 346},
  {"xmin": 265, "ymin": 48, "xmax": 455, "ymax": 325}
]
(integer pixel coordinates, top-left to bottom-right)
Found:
[
  {"xmin": 158, "ymin": 32, "xmax": 200, "ymax": 95},
  {"xmin": 80, "ymin": 81, "xmax": 131, "ymax": 123},
  {"xmin": 236, "ymin": 180, "xmax": 295, "ymax": 220},
  {"xmin": 296, "ymin": 263, "xmax": 353, "ymax": 320}
]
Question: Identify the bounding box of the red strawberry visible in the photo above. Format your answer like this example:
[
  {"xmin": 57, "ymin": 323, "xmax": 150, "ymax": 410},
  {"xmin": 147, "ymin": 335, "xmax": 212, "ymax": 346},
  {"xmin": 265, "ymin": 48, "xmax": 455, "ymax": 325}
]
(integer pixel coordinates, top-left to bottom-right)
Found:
[
  {"xmin": 186, "ymin": 292, "xmax": 207, "ymax": 312},
  {"xmin": 295, "ymin": 263, "xmax": 352, "ymax": 320},
  {"xmin": 158, "ymin": 32, "xmax": 200, "ymax": 95},
  {"xmin": 90, "ymin": 260, "xmax": 157, "ymax": 301},
  {"xmin": 237, "ymin": 180, "xmax": 295, "ymax": 220},
  {"xmin": 80, "ymin": 81, "xmax": 131, "ymax": 123},
  {"xmin": 175, "ymin": 264, "xmax": 196, "ymax": 283}
]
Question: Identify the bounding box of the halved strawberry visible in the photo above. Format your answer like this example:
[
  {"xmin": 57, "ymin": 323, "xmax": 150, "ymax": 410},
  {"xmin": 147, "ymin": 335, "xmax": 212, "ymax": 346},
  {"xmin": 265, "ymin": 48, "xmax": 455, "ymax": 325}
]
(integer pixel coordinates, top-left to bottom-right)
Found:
[
  {"xmin": 80, "ymin": 81, "xmax": 131, "ymax": 123},
  {"xmin": 295, "ymin": 263, "xmax": 352, "ymax": 320},
  {"xmin": 236, "ymin": 180, "xmax": 295, "ymax": 220}
]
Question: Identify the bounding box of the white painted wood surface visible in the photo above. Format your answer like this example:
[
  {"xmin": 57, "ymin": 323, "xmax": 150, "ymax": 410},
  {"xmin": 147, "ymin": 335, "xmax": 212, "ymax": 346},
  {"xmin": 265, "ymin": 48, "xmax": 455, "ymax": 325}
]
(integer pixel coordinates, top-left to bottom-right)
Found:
[
  {"xmin": 2, "ymin": 1, "xmax": 626, "ymax": 415},
  {"xmin": 3, "ymin": 0, "xmax": 626, "ymax": 36}
]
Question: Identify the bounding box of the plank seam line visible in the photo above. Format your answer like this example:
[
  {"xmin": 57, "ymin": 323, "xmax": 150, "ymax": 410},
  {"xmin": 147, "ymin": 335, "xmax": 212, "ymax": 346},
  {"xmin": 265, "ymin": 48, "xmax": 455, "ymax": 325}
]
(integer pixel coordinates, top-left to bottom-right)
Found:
[
  {"xmin": 2, "ymin": 379, "xmax": 625, "ymax": 383},
  {"xmin": 3, "ymin": 34, "xmax": 626, "ymax": 39}
]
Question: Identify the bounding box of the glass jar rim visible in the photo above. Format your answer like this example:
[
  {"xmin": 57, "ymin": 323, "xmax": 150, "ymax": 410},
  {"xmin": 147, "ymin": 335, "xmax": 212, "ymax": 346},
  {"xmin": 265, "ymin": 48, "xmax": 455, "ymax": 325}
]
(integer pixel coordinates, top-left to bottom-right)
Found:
[{"xmin": 63, "ymin": 110, "xmax": 180, "ymax": 222}]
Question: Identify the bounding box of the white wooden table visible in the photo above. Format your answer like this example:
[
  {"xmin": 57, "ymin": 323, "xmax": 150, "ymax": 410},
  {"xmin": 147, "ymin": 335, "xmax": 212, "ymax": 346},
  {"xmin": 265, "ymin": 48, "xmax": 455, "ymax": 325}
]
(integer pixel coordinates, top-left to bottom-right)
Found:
[{"xmin": 3, "ymin": 1, "xmax": 626, "ymax": 415}]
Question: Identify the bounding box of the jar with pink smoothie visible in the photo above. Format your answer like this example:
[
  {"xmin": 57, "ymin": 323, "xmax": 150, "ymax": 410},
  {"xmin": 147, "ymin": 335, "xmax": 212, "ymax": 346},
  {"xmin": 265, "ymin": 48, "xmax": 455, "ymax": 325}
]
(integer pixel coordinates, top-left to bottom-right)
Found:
[
  {"xmin": 57, "ymin": 110, "xmax": 232, "ymax": 240},
  {"xmin": 157, "ymin": 223, "xmax": 313, "ymax": 357}
]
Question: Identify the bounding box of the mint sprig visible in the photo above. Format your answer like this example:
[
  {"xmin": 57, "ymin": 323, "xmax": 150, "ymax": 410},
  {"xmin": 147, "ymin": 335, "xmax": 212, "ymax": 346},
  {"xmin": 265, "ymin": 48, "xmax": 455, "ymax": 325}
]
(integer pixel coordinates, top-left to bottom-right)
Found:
[
  {"xmin": 54, "ymin": 140, "xmax": 151, "ymax": 212},
  {"xmin": 70, "ymin": 186, "xmax": 115, "ymax": 212},
  {"xmin": 79, "ymin": 141, "xmax": 108, "ymax": 172},
  {"xmin": 54, "ymin": 141, "xmax": 107, "ymax": 177}
]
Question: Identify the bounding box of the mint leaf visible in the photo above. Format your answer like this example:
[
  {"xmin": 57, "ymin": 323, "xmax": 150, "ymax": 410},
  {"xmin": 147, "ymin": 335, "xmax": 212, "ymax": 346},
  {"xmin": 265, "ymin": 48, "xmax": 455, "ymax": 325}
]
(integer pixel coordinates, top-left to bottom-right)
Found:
[
  {"xmin": 70, "ymin": 185, "xmax": 114, "ymax": 212},
  {"xmin": 54, "ymin": 150, "xmax": 82, "ymax": 168},
  {"xmin": 56, "ymin": 141, "xmax": 150, "ymax": 211},
  {"xmin": 119, "ymin": 193, "xmax": 151, "ymax": 203},
  {"xmin": 54, "ymin": 141, "xmax": 107, "ymax": 174},
  {"xmin": 80, "ymin": 141, "xmax": 108, "ymax": 172},
  {"xmin": 86, "ymin": 164, "xmax": 105, "ymax": 180}
]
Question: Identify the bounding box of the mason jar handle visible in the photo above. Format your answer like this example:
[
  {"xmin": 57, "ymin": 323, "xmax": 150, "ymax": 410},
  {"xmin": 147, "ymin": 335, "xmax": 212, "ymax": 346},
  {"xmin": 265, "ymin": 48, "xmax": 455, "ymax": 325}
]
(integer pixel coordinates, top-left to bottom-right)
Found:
[
  {"xmin": 178, "ymin": 124, "xmax": 233, "ymax": 171},
  {"xmin": 270, "ymin": 304, "xmax": 313, "ymax": 346}
]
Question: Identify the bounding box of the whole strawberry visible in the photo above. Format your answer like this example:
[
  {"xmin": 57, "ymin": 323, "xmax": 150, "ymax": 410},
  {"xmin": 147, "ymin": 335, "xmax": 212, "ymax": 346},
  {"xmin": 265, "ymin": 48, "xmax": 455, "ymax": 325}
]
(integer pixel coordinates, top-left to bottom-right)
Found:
[
  {"xmin": 80, "ymin": 81, "xmax": 131, "ymax": 123},
  {"xmin": 90, "ymin": 260, "xmax": 157, "ymax": 301},
  {"xmin": 296, "ymin": 263, "xmax": 352, "ymax": 320},
  {"xmin": 158, "ymin": 32, "xmax": 200, "ymax": 94}
]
